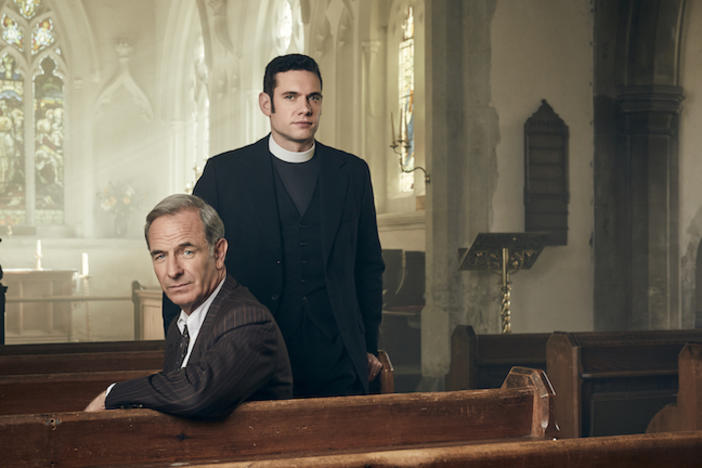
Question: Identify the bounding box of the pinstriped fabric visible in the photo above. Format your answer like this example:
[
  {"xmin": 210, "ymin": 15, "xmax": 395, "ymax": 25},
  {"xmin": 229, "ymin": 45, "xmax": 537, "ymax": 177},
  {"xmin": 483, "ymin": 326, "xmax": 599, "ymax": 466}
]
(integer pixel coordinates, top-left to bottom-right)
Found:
[{"xmin": 105, "ymin": 275, "xmax": 292, "ymax": 419}]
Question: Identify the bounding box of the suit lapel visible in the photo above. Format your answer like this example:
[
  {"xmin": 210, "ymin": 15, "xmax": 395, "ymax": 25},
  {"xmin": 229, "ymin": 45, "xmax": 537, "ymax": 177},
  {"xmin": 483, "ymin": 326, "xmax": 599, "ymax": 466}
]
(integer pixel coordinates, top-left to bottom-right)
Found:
[
  {"xmin": 317, "ymin": 142, "xmax": 349, "ymax": 268},
  {"xmin": 186, "ymin": 276, "xmax": 235, "ymax": 364}
]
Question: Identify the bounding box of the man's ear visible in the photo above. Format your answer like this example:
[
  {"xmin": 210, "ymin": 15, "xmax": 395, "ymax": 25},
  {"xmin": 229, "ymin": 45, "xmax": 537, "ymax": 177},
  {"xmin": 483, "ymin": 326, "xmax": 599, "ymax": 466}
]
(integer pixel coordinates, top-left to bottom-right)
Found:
[
  {"xmin": 214, "ymin": 238, "xmax": 228, "ymax": 269},
  {"xmin": 259, "ymin": 92, "xmax": 272, "ymax": 117}
]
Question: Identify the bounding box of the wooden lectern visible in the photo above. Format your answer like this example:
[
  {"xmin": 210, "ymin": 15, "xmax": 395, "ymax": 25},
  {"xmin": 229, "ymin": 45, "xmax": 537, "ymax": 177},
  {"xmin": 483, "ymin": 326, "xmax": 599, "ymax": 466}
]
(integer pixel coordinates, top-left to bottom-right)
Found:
[{"xmin": 459, "ymin": 232, "xmax": 547, "ymax": 334}]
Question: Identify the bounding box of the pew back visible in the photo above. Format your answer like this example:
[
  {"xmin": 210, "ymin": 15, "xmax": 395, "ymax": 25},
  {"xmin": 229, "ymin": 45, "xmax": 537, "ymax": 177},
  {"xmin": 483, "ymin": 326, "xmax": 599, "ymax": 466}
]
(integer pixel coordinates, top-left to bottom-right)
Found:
[
  {"xmin": 446, "ymin": 325, "xmax": 548, "ymax": 390},
  {"xmin": 202, "ymin": 430, "xmax": 702, "ymax": 468},
  {"xmin": 0, "ymin": 367, "xmax": 557, "ymax": 467},
  {"xmin": 547, "ymin": 329, "xmax": 702, "ymax": 438},
  {"xmin": 648, "ymin": 343, "xmax": 702, "ymax": 432}
]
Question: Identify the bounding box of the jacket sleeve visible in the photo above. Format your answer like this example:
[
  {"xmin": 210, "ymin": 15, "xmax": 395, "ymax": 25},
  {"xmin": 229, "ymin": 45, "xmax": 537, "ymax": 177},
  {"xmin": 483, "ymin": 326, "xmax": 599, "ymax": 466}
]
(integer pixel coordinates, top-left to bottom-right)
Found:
[
  {"xmin": 105, "ymin": 318, "xmax": 284, "ymax": 419},
  {"xmin": 354, "ymin": 161, "xmax": 385, "ymax": 355}
]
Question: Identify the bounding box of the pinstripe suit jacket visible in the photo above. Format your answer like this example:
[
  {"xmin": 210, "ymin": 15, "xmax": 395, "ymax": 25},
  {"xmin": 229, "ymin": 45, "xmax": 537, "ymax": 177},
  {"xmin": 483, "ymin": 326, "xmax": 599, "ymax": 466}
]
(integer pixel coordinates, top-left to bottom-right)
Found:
[{"xmin": 105, "ymin": 276, "xmax": 292, "ymax": 419}]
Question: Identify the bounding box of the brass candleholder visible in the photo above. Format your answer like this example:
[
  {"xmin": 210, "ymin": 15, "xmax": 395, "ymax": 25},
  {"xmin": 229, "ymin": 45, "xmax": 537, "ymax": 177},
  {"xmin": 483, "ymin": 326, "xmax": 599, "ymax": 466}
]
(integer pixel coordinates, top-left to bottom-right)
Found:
[{"xmin": 389, "ymin": 111, "xmax": 430, "ymax": 184}]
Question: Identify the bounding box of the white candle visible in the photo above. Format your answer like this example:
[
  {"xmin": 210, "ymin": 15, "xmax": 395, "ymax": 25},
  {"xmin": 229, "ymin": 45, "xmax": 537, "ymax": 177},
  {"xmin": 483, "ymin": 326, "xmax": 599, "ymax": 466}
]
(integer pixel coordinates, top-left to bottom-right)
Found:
[
  {"xmin": 390, "ymin": 112, "xmax": 396, "ymax": 144},
  {"xmin": 81, "ymin": 252, "xmax": 89, "ymax": 277},
  {"xmin": 36, "ymin": 239, "xmax": 42, "ymax": 257}
]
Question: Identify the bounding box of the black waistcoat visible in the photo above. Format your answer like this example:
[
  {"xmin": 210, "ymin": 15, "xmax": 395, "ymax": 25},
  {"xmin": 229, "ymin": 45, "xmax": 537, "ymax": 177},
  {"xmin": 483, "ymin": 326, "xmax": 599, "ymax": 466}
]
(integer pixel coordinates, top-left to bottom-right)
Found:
[{"xmin": 273, "ymin": 168, "xmax": 339, "ymax": 339}]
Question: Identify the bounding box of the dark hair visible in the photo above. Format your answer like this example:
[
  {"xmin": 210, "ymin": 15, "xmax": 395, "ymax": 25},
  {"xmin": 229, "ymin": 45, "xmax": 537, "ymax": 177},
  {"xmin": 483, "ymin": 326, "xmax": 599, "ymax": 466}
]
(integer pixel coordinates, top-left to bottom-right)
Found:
[
  {"xmin": 144, "ymin": 194, "xmax": 224, "ymax": 253},
  {"xmin": 263, "ymin": 54, "xmax": 322, "ymax": 112}
]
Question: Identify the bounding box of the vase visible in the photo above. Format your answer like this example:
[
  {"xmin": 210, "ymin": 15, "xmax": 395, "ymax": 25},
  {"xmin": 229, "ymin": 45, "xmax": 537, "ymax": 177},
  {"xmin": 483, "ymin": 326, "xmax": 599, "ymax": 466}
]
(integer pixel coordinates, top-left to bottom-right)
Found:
[{"xmin": 113, "ymin": 214, "xmax": 128, "ymax": 237}]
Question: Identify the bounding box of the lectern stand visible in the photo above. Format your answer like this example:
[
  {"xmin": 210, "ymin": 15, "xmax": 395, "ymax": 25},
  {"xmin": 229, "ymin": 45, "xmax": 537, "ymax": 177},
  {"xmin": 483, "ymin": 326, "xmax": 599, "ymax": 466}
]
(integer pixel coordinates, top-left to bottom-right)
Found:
[{"xmin": 459, "ymin": 232, "xmax": 547, "ymax": 334}]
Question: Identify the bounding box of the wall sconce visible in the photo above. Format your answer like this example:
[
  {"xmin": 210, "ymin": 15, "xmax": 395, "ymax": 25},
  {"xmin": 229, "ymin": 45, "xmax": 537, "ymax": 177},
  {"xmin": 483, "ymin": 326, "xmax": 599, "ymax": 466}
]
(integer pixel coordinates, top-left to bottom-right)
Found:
[{"xmin": 389, "ymin": 111, "xmax": 430, "ymax": 184}]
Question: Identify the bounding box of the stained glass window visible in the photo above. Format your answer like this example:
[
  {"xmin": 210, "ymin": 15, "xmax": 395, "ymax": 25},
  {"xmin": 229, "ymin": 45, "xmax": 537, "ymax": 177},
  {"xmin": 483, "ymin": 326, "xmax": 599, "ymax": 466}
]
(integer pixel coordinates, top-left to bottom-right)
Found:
[
  {"xmin": 1, "ymin": 14, "xmax": 23, "ymax": 51},
  {"xmin": 398, "ymin": 6, "xmax": 415, "ymax": 193},
  {"xmin": 0, "ymin": 53, "xmax": 25, "ymax": 223},
  {"xmin": 34, "ymin": 57, "xmax": 63, "ymax": 219},
  {"xmin": 31, "ymin": 18, "xmax": 53, "ymax": 54},
  {"xmin": 14, "ymin": 0, "xmax": 40, "ymax": 20},
  {"xmin": 0, "ymin": 0, "xmax": 64, "ymax": 226}
]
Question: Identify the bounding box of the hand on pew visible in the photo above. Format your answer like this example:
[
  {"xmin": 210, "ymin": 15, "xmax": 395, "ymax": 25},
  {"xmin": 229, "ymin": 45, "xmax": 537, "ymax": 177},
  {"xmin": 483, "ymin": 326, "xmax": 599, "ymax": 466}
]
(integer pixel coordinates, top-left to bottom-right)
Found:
[
  {"xmin": 84, "ymin": 390, "xmax": 107, "ymax": 412},
  {"xmin": 367, "ymin": 352, "xmax": 382, "ymax": 381}
]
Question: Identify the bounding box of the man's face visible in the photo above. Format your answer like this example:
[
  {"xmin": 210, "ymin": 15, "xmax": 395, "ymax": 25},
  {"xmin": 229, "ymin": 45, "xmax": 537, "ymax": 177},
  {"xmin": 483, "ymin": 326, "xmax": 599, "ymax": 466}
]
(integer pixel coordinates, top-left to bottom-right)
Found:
[
  {"xmin": 147, "ymin": 209, "xmax": 227, "ymax": 314},
  {"xmin": 259, "ymin": 70, "xmax": 322, "ymax": 152}
]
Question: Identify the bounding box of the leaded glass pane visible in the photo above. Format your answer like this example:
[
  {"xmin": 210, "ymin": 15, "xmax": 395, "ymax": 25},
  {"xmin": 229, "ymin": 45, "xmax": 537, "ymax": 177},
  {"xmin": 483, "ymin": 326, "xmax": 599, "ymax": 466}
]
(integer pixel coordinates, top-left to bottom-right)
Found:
[
  {"xmin": 1, "ymin": 13, "xmax": 24, "ymax": 51},
  {"xmin": 34, "ymin": 56, "xmax": 63, "ymax": 221},
  {"xmin": 31, "ymin": 17, "xmax": 54, "ymax": 54},
  {"xmin": 398, "ymin": 6, "xmax": 415, "ymax": 193},
  {"xmin": 0, "ymin": 53, "xmax": 25, "ymax": 223},
  {"xmin": 13, "ymin": 0, "xmax": 40, "ymax": 20}
]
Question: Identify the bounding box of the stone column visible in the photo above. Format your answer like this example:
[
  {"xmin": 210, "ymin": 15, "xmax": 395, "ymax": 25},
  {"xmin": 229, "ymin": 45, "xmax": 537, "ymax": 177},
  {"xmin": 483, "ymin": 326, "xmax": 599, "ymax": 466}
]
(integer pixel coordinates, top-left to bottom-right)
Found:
[
  {"xmin": 618, "ymin": 85, "xmax": 683, "ymax": 329},
  {"xmin": 422, "ymin": 0, "xmax": 499, "ymax": 390}
]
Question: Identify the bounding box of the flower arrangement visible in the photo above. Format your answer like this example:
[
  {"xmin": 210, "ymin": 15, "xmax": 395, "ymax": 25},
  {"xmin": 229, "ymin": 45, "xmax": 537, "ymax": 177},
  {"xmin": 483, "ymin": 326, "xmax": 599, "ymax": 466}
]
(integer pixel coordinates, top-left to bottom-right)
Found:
[{"xmin": 97, "ymin": 181, "xmax": 136, "ymax": 217}]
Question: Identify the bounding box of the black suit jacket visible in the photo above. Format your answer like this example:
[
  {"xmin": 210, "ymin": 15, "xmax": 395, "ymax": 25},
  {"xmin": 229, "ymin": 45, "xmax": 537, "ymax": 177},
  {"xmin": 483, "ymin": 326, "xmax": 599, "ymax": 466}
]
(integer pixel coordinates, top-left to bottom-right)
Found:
[
  {"xmin": 107, "ymin": 276, "xmax": 292, "ymax": 419},
  {"xmin": 188, "ymin": 136, "xmax": 384, "ymax": 392}
]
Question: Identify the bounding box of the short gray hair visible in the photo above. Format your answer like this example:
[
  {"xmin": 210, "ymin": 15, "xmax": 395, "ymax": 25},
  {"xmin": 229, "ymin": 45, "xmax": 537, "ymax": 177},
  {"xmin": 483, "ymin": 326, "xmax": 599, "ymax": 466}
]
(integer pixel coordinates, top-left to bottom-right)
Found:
[{"xmin": 144, "ymin": 194, "xmax": 225, "ymax": 251}]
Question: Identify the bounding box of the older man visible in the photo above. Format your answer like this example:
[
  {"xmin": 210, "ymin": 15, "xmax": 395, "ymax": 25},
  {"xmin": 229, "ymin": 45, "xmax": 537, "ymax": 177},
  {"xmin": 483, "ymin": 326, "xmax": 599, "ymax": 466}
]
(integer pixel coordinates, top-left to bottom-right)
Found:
[{"xmin": 85, "ymin": 194, "xmax": 292, "ymax": 419}]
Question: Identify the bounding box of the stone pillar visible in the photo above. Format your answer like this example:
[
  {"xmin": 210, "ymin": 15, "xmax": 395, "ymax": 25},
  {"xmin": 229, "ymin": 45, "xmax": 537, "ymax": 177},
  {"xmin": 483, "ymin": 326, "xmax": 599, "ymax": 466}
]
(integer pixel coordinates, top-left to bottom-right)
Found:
[
  {"xmin": 618, "ymin": 85, "xmax": 683, "ymax": 329},
  {"xmin": 422, "ymin": 0, "xmax": 499, "ymax": 390}
]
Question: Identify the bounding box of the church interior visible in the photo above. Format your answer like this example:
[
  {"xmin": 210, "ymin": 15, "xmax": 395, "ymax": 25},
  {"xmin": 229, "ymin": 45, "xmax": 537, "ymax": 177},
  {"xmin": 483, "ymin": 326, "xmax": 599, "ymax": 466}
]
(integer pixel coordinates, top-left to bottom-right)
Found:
[{"xmin": 1, "ymin": 0, "xmax": 702, "ymax": 397}]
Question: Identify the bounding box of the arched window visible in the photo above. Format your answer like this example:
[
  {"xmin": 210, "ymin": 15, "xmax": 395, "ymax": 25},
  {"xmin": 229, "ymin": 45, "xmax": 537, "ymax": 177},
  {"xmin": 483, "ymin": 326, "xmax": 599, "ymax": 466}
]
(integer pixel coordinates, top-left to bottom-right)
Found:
[
  {"xmin": 0, "ymin": 0, "xmax": 64, "ymax": 228},
  {"xmin": 397, "ymin": 5, "xmax": 415, "ymax": 193}
]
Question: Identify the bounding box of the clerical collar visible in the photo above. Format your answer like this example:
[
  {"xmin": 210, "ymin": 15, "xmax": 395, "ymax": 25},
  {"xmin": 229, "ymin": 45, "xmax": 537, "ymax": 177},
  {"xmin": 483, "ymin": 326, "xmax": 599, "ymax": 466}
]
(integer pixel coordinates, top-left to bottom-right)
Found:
[{"xmin": 268, "ymin": 134, "xmax": 315, "ymax": 163}]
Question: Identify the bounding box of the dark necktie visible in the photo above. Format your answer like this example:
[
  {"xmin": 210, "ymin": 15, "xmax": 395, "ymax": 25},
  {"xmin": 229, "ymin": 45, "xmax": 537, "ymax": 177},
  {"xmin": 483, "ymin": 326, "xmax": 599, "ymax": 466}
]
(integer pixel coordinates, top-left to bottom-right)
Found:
[{"xmin": 176, "ymin": 324, "xmax": 190, "ymax": 368}]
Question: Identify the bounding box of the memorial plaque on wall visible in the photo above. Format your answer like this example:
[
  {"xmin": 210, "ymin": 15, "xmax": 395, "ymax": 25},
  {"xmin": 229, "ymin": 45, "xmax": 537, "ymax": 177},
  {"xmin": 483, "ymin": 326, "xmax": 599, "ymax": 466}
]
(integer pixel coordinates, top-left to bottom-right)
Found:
[{"xmin": 524, "ymin": 99, "xmax": 569, "ymax": 245}]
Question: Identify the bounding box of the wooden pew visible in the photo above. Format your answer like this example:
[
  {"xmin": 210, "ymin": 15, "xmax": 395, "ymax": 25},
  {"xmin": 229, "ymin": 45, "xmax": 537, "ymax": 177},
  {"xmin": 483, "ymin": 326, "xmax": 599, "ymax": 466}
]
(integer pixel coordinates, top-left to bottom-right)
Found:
[
  {"xmin": 202, "ymin": 431, "xmax": 702, "ymax": 467},
  {"xmin": 0, "ymin": 367, "xmax": 557, "ymax": 467},
  {"xmin": 547, "ymin": 329, "xmax": 702, "ymax": 438},
  {"xmin": 0, "ymin": 350, "xmax": 394, "ymax": 415},
  {"xmin": 445, "ymin": 325, "xmax": 548, "ymax": 390},
  {"xmin": 0, "ymin": 369, "xmax": 156, "ymax": 415},
  {"xmin": 648, "ymin": 343, "xmax": 702, "ymax": 432},
  {"xmin": 0, "ymin": 340, "xmax": 165, "ymax": 375},
  {"xmin": 379, "ymin": 250, "xmax": 424, "ymax": 392}
]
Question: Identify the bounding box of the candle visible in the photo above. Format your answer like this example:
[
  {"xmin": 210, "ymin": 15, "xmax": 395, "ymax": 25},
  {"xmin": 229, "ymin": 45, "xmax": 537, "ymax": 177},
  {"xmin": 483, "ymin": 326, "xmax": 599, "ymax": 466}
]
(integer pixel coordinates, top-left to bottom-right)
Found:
[
  {"xmin": 81, "ymin": 252, "xmax": 90, "ymax": 277},
  {"xmin": 36, "ymin": 239, "xmax": 42, "ymax": 257},
  {"xmin": 399, "ymin": 107, "xmax": 405, "ymax": 141},
  {"xmin": 390, "ymin": 112, "xmax": 396, "ymax": 144}
]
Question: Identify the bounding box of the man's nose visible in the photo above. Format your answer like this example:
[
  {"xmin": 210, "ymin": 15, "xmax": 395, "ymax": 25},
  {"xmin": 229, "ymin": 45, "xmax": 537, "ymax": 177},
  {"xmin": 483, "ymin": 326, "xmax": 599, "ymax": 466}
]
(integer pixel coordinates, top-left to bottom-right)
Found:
[
  {"xmin": 166, "ymin": 255, "xmax": 183, "ymax": 278},
  {"xmin": 299, "ymin": 98, "xmax": 312, "ymax": 115}
]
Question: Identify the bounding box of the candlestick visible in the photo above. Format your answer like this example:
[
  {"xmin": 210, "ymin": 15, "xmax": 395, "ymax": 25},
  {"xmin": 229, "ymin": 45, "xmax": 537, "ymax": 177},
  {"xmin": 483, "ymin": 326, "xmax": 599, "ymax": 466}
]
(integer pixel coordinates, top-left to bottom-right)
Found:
[{"xmin": 81, "ymin": 252, "xmax": 90, "ymax": 277}]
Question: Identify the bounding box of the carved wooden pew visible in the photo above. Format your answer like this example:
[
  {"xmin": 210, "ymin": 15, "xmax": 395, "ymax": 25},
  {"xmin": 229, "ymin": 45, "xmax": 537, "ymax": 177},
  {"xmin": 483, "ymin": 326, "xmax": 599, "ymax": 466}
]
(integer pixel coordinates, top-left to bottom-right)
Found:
[
  {"xmin": 445, "ymin": 325, "xmax": 548, "ymax": 390},
  {"xmin": 648, "ymin": 343, "xmax": 702, "ymax": 432},
  {"xmin": 202, "ymin": 431, "xmax": 702, "ymax": 467},
  {"xmin": 0, "ymin": 367, "xmax": 557, "ymax": 467},
  {"xmin": 547, "ymin": 329, "xmax": 702, "ymax": 438},
  {"xmin": 0, "ymin": 342, "xmax": 164, "ymax": 375},
  {"xmin": 0, "ymin": 350, "xmax": 394, "ymax": 415}
]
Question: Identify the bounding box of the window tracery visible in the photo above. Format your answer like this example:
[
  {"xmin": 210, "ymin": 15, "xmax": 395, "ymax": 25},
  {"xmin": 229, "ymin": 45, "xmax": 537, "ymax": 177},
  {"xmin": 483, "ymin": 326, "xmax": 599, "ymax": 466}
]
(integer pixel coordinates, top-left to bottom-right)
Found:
[{"xmin": 0, "ymin": 0, "xmax": 64, "ymax": 226}]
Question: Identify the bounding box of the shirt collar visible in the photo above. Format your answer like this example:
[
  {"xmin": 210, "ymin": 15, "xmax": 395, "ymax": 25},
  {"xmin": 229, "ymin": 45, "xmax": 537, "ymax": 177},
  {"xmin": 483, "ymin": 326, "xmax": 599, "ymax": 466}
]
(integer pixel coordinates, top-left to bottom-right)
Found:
[
  {"xmin": 268, "ymin": 134, "xmax": 315, "ymax": 163},
  {"xmin": 176, "ymin": 277, "xmax": 226, "ymax": 338}
]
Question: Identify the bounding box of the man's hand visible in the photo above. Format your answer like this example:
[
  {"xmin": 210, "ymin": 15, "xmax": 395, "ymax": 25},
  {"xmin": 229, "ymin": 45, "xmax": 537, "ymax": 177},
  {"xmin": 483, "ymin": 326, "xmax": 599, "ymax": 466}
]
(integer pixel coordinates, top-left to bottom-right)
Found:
[
  {"xmin": 84, "ymin": 390, "xmax": 107, "ymax": 412},
  {"xmin": 367, "ymin": 352, "xmax": 383, "ymax": 381}
]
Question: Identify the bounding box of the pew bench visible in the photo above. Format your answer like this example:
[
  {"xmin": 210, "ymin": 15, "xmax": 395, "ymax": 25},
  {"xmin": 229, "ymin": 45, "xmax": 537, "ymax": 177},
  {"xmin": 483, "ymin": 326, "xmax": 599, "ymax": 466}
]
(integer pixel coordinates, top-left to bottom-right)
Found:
[
  {"xmin": 0, "ymin": 350, "xmax": 393, "ymax": 416},
  {"xmin": 199, "ymin": 430, "xmax": 702, "ymax": 468},
  {"xmin": 547, "ymin": 329, "xmax": 702, "ymax": 438},
  {"xmin": 648, "ymin": 343, "xmax": 702, "ymax": 432},
  {"xmin": 445, "ymin": 325, "xmax": 548, "ymax": 390},
  {"xmin": 0, "ymin": 367, "xmax": 557, "ymax": 467}
]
